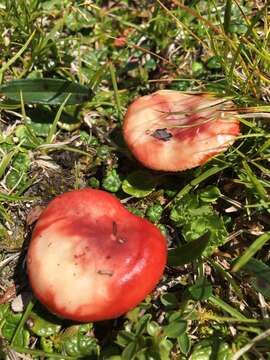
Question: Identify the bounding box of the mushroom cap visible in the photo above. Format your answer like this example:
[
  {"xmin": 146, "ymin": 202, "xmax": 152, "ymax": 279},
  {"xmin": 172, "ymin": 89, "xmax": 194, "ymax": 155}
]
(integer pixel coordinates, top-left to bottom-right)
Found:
[
  {"xmin": 123, "ymin": 90, "xmax": 240, "ymax": 171},
  {"xmin": 27, "ymin": 189, "xmax": 167, "ymax": 322}
]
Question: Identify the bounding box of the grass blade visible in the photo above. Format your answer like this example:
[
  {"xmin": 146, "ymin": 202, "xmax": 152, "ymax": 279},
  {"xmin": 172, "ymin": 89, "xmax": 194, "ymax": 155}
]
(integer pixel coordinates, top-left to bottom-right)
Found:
[
  {"xmin": 10, "ymin": 298, "xmax": 36, "ymax": 346},
  {"xmin": 242, "ymin": 160, "xmax": 268, "ymax": 201},
  {"xmin": 241, "ymin": 258, "xmax": 270, "ymax": 299},
  {"xmin": 223, "ymin": 0, "xmax": 232, "ymax": 34},
  {"xmin": 0, "ymin": 203, "xmax": 13, "ymax": 223},
  {"xmin": 168, "ymin": 232, "xmax": 210, "ymax": 266},
  {"xmin": 209, "ymin": 296, "xmax": 247, "ymax": 320},
  {"xmin": 166, "ymin": 164, "xmax": 229, "ymax": 208},
  {"xmin": 228, "ymin": 1, "xmax": 270, "ymax": 83},
  {"xmin": 0, "ymin": 149, "xmax": 18, "ymax": 179},
  {"xmin": 232, "ymin": 328, "xmax": 270, "ymax": 360},
  {"xmin": 46, "ymin": 94, "xmax": 71, "ymax": 144},
  {"xmin": 232, "ymin": 232, "xmax": 270, "ymax": 272},
  {"xmin": 0, "ymin": 30, "xmax": 36, "ymax": 84},
  {"xmin": 0, "ymin": 192, "xmax": 38, "ymax": 202},
  {"xmin": 19, "ymin": 90, "xmax": 40, "ymax": 147},
  {"xmin": 109, "ymin": 62, "xmax": 122, "ymax": 120}
]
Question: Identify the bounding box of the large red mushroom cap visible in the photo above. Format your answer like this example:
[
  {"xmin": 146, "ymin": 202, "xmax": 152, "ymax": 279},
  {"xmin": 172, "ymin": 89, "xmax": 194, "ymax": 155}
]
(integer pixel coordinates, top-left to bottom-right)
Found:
[
  {"xmin": 27, "ymin": 189, "xmax": 167, "ymax": 322},
  {"xmin": 123, "ymin": 90, "xmax": 240, "ymax": 171}
]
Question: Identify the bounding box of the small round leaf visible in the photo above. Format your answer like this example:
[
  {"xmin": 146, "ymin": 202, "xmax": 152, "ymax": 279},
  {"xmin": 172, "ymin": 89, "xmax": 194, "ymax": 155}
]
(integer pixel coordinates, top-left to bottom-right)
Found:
[
  {"xmin": 189, "ymin": 277, "xmax": 213, "ymax": 301},
  {"xmin": 163, "ymin": 320, "xmax": 187, "ymax": 338}
]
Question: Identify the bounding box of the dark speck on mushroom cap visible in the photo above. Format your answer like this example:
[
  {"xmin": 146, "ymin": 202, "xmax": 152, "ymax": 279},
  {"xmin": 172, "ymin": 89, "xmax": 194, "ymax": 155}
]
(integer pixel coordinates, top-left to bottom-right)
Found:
[{"xmin": 151, "ymin": 128, "xmax": 173, "ymax": 141}]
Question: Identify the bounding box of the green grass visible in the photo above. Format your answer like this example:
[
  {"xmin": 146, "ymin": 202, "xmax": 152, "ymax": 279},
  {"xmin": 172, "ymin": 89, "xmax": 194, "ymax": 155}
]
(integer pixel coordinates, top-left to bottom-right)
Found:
[{"xmin": 0, "ymin": 0, "xmax": 270, "ymax": 359}]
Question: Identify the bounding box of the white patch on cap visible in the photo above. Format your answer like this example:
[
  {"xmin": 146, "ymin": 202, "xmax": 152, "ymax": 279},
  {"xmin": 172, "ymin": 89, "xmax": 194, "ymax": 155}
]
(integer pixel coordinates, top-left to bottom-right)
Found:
[{"xmin": 32, "ymin": 224, "xmax": 112, "ymax": 316}]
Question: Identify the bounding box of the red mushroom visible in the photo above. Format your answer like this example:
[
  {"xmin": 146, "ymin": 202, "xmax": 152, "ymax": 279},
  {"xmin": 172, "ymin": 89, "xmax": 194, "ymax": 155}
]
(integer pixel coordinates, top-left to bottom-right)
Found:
[
  {"xmin": 27, "ymin": 189, "xmax": 167, "ymax": 322},
  {"xmin": 123, "ymin": 90, "xmax": 240, "ymax": 171}
]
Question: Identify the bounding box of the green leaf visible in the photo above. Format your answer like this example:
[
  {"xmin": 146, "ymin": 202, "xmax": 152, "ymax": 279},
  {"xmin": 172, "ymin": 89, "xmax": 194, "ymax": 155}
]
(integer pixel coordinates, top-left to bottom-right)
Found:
[
  {"xmin": 40, "ymin": 337, "xmax": 54, "ymax": 353},
  {"xmin": 170, "ymin": 193, "xmax": 228, "ymax": 256},
  {"xmin": 135, "ymin": 314, "xmax": 152, "ymax": 335},
  {"xmin": 15, "ymin": 125, "xmax": 42, "ymax": 148},
  {"xmin": 6, "ymin": 152, "xmax": 31, "ymax": 190},
  {"xmin": 190, "ymin": 339, "xmax": 232, "ymax": 360},
  {"xmin": 206, "ymin": 56, "xmax": 222, "ymax": 70},
  {"xmin": 8, "ymin": 171, "xmax": 26, "ymax": 187},
  {"xmin": 160, "ymin": 293, "xmax": 179, "ymax": 309},
  {"xmin": 78, "ymin": 332, "xmax": 99, "ymax": 356},
  {"xmin": 0, "ymin": 30, "xmax": 36, "ymax": 82},
  {"xmin": 10, "ymin": 298, "xmax": 35, "ymax": 347},
  {"xmin": 223, "ymin": 0, "xmax": 232, "ymax": 34},
  {"xmin": 122, "ymin": 341, "xmax": 140, "ymax": 360},
  {"xmin": 0, "ymin": 204, "xmax": 13, "ymax": 223},
  {"xmin": 135, "ymin": 348, "xmax": 160, "ymax": 360},
  {"xmin": 2, "ymin": 322, "xmax": 30, "ymax": 347},
  {"xmin": 62, "ymin": 335, "xmax": 80, "ymax": 356},
  {"xmin": 122, "ymin": 170, "xmax": 162, "ymax": 198},
  {"xmin": 188, "ymin": 277, "xmax": 213, "ymax": 301},
  {"xmin": 168, "ymin": 232, "xmax": 210, "ymax": 266},
  {"xmin": 242, "ymin": 160, "xmax": 268, "ymax": 201},
  {"xmin": 59, "ymin": 323, "xmax": 99, "ymax": 357},
  {"xmin": 163, "ymin": 320, "xmax": 187, "ymax": 338},
  {"xmin": 232, "ymin": 232, "xmax": 270, "ymax": 272},
  {"xmin": 0, "ymin": 303, "xmax": 9, "ymax": 320},
  {"xmin": 11, "ymin": 346, "xmax": 76, "ymax": 360},
  {"xmin": 147, "ymin": 321, "xmax": 161, "ymax": 337},
  {"xmin": 26, "ymin": 107, "xmax": 79, "ymax": 136},
  {"xmin": 26, "ymin": 312, "xmax": 61, "ymax": 337},
  {"xmin": 0, "ymin": 78, "xmax": 92, "ymax": 105},
  {"xmin": 0, "ymin": 148, "xmax": 18, "ymax": 178},
  {"xmin": 4, "ymin": 309, "xmax": 22, "ymax": 325},
  {"xmin": 46, "ymin": 93, "xmax": 71, "ymax": 143},
  {"xmin": 116, "ymin": 331, "xmax": 136, "ymax": 347},
  {"xmin": 209, "ymin": 296, "xmax": 247, "ymax": 320},
  {"xmin": 171, "ymin": 164, "xmax": 229, "ymax": 202},
  {"xmin": 199, "ymin": 186, "xmax": 222, "ymax": 203},
  {"xmin": 146, "ymin": 204, "xmax": 163, "ymax": 223},
  {"xmin": 241, "ymin": 258, "xmax": 270, "ymax": 299},
  {"xmin": 158, "ymin": 338, "xmax": 173, "ymax": 360},
  {"xmin": 12, "ymin": 153, "xmax": 31, "ymax": 171},
  {"xmin": 1, "ymin": 309, "xmax": 30, "ymax": 348},
  {"xmin": 102, "ymin": 169, "xmax": 122, "ymax": 193},
  {"xmin": 177, "ymin": 332, "xmax": 191, "ymax": 355}
]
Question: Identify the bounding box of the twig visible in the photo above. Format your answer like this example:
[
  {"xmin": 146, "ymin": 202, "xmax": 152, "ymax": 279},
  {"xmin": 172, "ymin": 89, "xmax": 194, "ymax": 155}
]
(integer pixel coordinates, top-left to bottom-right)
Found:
[
  {"xmin": 232, "ymin": 328, "xmax": 270, "ymax": 360},
  {"xmin": 258, "ymin": 293, "xmax": 269, "ymax": 319},
  {"xmin": 0, "ymin": 253, "xmax": 19, "ymax": 269}
]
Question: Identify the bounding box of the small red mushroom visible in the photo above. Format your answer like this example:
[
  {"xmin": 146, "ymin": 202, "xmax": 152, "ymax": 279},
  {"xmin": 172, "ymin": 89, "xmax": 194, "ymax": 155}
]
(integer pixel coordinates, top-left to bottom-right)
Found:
[
  {"xmin": 113, "ymin": 36, "xmax": 127, "ymax": 48},
  {"xmin": 27, "ymin": 189, "xmax": 167, "ymax": 322},
  {"xmin": 123, "ymin": 90, "xmax": 240, "ymax": 171}
]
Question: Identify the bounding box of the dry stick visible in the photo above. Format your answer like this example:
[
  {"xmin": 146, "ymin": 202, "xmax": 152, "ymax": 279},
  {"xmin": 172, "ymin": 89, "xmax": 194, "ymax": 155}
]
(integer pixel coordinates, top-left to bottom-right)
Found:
[
  {"xmin": 258, "ymin": 293, "xmax": 269, "ymax": 320},
  {"xmin": 0, "ymin": 253, "xmax": 19, "ymax": 269},
  {"xmin": 232, "ymin": 328, "xmax": 270, "ymax": 360}
]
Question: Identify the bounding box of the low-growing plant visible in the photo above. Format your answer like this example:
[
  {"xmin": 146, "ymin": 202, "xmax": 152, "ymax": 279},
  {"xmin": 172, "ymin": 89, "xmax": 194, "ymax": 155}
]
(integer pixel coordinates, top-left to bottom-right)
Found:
[{"xmin": 0, "ymin": 0, "xmax": 270, "ymax": 359}]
